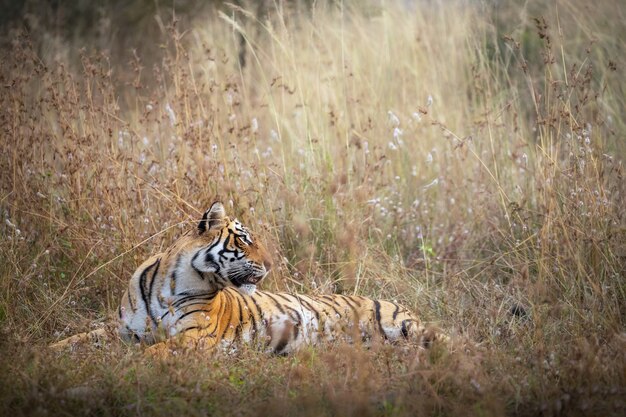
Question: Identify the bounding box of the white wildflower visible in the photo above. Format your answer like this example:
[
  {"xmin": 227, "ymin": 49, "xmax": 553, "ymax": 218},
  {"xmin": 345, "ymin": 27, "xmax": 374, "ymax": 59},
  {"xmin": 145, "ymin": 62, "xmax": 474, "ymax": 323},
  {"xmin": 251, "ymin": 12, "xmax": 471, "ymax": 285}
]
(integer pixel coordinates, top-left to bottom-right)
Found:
[
  {"xmin": 426, "ymin": 95, "xmax": 433, "ymax": 107},
  {"xmin": 251, "ymin": 118, "xmax": 258, "ymax": 133},
  {"xmin": 411, "ymin": 112, "xmax": 421, "ymax": 122},
  {"xmin": 423, "ymin": 178, "xmax": 439, "ymax": 189},
  {"xmin": 165, "ymin": 103, "xmax": 176, "ymax": 126},
  {"xmin": 426, "ymin": 152, "xmax": 433, "ymax": 164},
  {"xmin": 262, "ymin": 147, "xmax": 273, "ymax": 158},
  {"xmin": 470, "ymin": 379, "xmax": 482, "ymax": 393},
  {"xmin": 393, "ymin": 127, "xmax": 403, "ymax": 145},
  {"xmin": 387, "ymin": 111, "xmax": 400, "ymax": 127},
  {"xmin": 388, "ymin": 142, "xmax": 398, "ymax": 151}
]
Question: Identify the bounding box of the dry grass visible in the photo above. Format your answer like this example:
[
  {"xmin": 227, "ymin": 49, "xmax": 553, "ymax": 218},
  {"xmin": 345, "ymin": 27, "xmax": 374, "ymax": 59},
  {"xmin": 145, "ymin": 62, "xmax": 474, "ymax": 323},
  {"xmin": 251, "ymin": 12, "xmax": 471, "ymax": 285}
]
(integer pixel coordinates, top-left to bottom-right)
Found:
[{"xmin": 0, "ymin": 0, "xmax": 625, "ymax": 416}]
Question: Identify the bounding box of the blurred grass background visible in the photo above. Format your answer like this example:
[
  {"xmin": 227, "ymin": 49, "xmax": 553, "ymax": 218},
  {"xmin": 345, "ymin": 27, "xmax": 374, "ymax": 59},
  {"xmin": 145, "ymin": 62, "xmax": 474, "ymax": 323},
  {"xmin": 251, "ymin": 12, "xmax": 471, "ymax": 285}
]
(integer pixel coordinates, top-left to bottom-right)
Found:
[{"xmin": 0, "ymin": 0, "xmax": 624, "ymax": 416}]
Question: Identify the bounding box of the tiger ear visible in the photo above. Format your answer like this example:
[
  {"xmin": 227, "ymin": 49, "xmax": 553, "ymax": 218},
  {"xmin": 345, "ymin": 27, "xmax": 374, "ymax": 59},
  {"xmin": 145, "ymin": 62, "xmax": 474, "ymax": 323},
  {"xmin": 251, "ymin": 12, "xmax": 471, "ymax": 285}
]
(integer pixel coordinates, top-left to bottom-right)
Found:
[{"xmin": 198, "ymin": 202, "xmax": 227, "ymax": 234}]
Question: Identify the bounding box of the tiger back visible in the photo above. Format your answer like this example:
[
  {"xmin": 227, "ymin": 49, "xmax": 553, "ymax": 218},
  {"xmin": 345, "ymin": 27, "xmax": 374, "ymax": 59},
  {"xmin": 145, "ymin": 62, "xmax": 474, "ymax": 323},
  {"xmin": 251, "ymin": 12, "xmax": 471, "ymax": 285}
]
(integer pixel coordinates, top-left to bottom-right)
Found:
[{"xmin": 157, "ymin": 288, "xmax": 444, "ymax": 356}]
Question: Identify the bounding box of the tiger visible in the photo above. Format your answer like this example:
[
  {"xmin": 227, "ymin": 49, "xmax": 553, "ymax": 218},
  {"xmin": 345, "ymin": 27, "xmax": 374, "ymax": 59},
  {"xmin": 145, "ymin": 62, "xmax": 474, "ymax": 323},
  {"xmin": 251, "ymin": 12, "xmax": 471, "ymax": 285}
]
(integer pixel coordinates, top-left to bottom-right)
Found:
[{"xmin": 51, "ymin": 202, "xmax": 448, "ymax": 356}]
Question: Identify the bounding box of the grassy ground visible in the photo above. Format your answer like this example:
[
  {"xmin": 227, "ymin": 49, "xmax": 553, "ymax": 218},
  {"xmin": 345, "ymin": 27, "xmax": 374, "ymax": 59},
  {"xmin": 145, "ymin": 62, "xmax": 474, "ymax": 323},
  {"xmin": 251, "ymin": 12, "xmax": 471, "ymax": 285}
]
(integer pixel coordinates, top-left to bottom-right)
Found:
[{"xmin": 1, "ymin": 1, "xmax": 625, "ymax": 415}]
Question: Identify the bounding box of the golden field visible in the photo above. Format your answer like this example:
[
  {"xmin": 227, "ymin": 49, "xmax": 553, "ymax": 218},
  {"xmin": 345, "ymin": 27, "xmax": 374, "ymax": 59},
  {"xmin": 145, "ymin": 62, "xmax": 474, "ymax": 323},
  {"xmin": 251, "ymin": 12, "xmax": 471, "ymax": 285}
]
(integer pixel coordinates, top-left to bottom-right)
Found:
[{"xmin": 0, "ymin": 1, "xmax": 624, "ymax": 415}]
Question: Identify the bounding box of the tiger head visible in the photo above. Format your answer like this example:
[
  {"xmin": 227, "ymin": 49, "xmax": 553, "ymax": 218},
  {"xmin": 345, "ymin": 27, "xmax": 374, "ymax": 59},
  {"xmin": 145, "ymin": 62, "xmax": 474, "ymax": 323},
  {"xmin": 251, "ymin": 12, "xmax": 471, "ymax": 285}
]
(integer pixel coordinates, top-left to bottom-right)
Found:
[{"xmin": 187, "ymin": 202, "xmax": 272, "ymax": 295}]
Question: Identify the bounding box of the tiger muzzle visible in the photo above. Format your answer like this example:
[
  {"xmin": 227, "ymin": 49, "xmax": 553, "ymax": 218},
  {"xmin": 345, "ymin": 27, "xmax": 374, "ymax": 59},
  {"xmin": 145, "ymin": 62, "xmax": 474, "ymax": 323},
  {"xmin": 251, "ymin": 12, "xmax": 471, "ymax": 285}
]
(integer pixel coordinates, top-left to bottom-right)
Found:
[{"xmin": 245, "ymin": 273, "xmax": 264, "ymax": 285}]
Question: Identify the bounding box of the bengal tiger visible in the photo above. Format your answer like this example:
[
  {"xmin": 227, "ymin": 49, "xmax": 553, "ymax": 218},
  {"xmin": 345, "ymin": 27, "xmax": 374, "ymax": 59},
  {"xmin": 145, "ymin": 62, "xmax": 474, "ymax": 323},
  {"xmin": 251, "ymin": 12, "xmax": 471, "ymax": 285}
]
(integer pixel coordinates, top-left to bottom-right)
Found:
[{"xmin": 51, "ymin": 202, "xmax": 448, "ymax": 356}]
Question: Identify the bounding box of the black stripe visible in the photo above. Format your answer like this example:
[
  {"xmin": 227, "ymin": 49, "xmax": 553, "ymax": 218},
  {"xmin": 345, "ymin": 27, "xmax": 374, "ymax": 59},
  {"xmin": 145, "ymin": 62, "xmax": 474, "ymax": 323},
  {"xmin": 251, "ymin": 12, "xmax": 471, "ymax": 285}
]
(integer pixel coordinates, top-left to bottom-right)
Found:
[
  {"xmin": 392, "ymin": 303, "xmax": 400, "ymax": 320},
  {"xmin": 171, "ymin": 254, "xmax": 182, "ymax": 294},
  {"xmin": 170, "ymin": 271, "xmax": 177, "ymax": 293},
  {"xmin": 172, "ymin": 291, "xmax": 217, "ymax": 308},
  {"xmin": 206, "ymin": 230, "xmax": 224, "ymax": 253},
  {"xmin": 126, "ymin": 290, "xmax": 136, "ymax": 313},
  {"xmin": 337, "ymin": 295, "xmax": 360, "ymax": 322},
  {"xmin": 148, "ymin": 260, "xmax": 160, "ymax": 310},
  {"xmin": 288, "ymin": 310, "xmax": 302, "ymax": 342},
  {"xmin": 233, "ymin": 293, "xmax": 244, "ymax": 340},
  {"xmin": 248, "ymin": 293, "xmax": 265, "ymax": 332},
  {"xmin": 263, "ymin": 293, "xmax": 286, "ymax": 314},
  {"xmin": 373, "ymin": 300, "xmax": 387, "ymax": 339},
  {"xmin": 222, "ymin": 290, "xmax": 235, "ymax": 328},
  {"xmin": 276, "ymin": 293, "xmax": 295, "ymax": 303},
  {"xmin": 176, "ymin": 301, "xmax": 212, "ymax": 310},
  {"xmin": 339, "ymin": 295, "xmax": 360, "ymax": 310},
  {"xmin": 191, "ymin": 252, "xmax": 208, "ymax": 279},
  {"xmin": 194, "ymin": 234, "xmax": 224, "ymax": 276},
  {"xmin": 139, "ymin": 259, "xmax": 160, "ymax": 325},
  {"xmin": 177, "ymin": 325, "xmax": 217, "ymax": 338},
  {"xmin": 294, "ymin": 295, "xmax": 320, "ymax": 321},
  {"xmin": 198, "ymin": 210, "xmax": 209, "ymax": 234},
  {"xmin": 321, "ymin": 294, "xmax": 344, "ymax": 307},
  {"xmin": 314, "ymin": 297, "xmax": 342, "ymax": 318},
  {"xmin": 352, "ymin": 298, "xmax": 366, "ymax": 310},
  {"xmin": 240, "ymin": 295, "xmax": 257, "ymax": 335},
  {"xmin": 217, "ymin": 233, "xmax": 232, "ymax": 260},
  {"xmin": 178, "ymin": 309, "xmax": 212, "ymax": 321},
  {"xmin": 180, "ymin": 325, "xmax": 201, "ymax": 333},
  {"xmin": 292, "ymin": 321, "xmax": 300, "ymax": 342},
  {"xmin": 159, "ymin": 301, "xmax": 213, "ymax": 321},
  {"xmin": 401, "ymin": 319, "xmax": 410, "ymax": 339}
]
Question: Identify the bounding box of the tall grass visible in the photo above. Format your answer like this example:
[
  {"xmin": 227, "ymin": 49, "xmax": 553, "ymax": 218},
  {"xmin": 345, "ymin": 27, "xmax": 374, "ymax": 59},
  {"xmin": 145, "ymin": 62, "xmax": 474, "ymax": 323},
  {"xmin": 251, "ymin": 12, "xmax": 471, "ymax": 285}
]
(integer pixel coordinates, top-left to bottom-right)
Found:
[{"xmin": 0, "ymin": 1, "xmax": 624, "ymax": 415}]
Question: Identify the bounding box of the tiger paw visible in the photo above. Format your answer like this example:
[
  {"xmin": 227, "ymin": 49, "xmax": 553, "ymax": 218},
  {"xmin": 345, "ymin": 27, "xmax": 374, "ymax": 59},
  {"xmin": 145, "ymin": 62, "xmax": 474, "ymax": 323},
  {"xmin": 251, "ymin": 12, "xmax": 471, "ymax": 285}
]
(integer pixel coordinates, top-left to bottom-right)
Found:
[
  {"xmin": 143, "ymin": 342, "xmax": 174, "ymax": 360},
  {"xmin": 49, "ymin": 327, "xmax": 110, "ymax": 352}
]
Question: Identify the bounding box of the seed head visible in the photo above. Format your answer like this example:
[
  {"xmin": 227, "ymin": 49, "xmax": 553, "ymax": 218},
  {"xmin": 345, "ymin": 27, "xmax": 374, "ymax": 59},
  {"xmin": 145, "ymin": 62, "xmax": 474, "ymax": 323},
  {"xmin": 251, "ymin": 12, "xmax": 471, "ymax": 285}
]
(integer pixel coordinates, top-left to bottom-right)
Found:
[{"xmin": 387, "ymin": 111, "xmax": 400, "ymax": 127}]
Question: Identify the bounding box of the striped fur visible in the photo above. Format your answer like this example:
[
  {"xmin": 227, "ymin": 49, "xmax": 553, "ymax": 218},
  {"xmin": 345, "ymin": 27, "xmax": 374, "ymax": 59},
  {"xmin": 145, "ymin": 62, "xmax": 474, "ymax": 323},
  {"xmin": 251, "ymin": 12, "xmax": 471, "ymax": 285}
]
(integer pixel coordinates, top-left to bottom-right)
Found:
[
  {"xmin": 145, "ymin": 287, "xmax": 444, "ymax": 357},
  {"xmin": 52, "ymin": 202, "xmax": 447, "ymax": 355}
]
